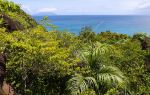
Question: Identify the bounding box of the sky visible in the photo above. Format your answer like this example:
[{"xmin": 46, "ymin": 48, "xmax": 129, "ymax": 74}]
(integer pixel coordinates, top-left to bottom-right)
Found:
[{"xmin": 11, "ymin": 0, "xmax": 150, "ymax": 15}]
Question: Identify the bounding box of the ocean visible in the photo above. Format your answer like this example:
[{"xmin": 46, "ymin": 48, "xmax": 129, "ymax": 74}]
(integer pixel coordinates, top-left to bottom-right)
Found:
[{"xmin": 33, "ymin": 15, "xmax": 150, "ymax": 35}]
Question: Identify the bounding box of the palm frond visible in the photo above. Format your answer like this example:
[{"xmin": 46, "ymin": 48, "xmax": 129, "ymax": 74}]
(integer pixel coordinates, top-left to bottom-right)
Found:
[
  {"xmin": 96, "ymin": 65, "xmax": 126, "ymax": 86},
  {"xmin": 66, "ymin": 74, "xmax": 98, "ymax": 95},
  {"xmin": 81, "ymin": 43, "xmax": 113, "ymax": 70}
]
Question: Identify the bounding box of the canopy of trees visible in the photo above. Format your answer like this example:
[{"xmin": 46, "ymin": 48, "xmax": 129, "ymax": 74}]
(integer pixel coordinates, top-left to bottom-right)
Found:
[{"xmin": 0, "ymin": 0, "xmax": 150, "ymax": 95}]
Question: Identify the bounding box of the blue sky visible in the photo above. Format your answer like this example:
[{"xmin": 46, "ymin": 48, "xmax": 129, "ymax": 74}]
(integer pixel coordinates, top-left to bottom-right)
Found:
[{"xmin": 11, "ymin": 0, "xmax": 150, "ymax": 15}]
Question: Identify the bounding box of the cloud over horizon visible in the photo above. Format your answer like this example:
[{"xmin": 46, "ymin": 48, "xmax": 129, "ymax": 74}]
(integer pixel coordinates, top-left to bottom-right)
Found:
[{"xmin": 37, "ymin": 7, "xmax": 58, "ymax": 13}]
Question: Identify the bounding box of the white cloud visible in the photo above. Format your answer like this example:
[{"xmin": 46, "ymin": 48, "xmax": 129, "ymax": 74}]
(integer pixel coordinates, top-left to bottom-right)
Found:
[
  {"xmin": 138, "ymin": 3, "xmax": 150, "ymax": 9},
  {"xmin": 37, "ymin": 7, "xmax": 58, "ymax": 13},
  {"xmin": 21, "ymin": 5, "xmax": 32, "ymax": 13},
  {"xmin": 134, "ymin": 1, "xmax": 150, "ymax": 15}
]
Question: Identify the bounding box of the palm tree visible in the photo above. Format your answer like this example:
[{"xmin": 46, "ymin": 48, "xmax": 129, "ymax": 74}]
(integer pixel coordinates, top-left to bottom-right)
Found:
[
  {"xmin": 66, "ymin": 74, "xmax": 98, "ymax": 95},
  {"xmin": 66, "ymin": 43, "xmax": 126, "ymax": 95}
]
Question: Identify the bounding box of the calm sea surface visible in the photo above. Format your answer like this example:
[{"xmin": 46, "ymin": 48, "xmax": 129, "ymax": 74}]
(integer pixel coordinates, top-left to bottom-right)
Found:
[{"xmin": 33, "ymin": 15, "xmax": 150, "ymax": 35}]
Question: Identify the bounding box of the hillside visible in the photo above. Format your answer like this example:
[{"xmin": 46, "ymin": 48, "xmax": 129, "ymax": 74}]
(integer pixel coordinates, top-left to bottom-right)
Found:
[{"xmin": 0, "ymin": 0, "xmax": 37, "ymax": 32}]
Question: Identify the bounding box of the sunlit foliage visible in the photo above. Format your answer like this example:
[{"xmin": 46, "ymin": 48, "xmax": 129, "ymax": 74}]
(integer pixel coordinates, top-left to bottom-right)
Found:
[{"xmin": 0, "ymin": 0, "xmax": 150, "ymax": 95}]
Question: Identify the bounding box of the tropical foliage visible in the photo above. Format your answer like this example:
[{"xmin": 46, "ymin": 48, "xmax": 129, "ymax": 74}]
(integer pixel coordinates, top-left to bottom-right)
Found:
[
  {"xmin": 0, "ymin": 0, "xmax": 150, "ymax": 95},
  {"xmin": 0, "ymin": 0, "xmax": 37, "ymax": 30}
]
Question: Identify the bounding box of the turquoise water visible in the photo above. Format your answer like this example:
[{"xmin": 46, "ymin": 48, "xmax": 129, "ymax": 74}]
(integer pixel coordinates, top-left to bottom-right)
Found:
[{"xmin": 33, "ymin": 15, "xmax": 150, "ymax": 35}]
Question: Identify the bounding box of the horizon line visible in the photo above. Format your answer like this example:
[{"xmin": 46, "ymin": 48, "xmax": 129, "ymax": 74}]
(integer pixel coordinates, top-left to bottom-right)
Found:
[{"xmin": 31, "ymin": 14, "xmax": 150, "ymax": 16}]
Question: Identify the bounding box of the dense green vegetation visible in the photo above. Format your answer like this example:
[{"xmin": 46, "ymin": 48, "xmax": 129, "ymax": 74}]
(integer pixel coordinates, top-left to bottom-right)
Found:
[
  {"xmin": 0, "ymin": 0, "xmax": 150, "ymax": 95},
  {"xmin": 0, "ymin": 0, "xmax": 37, "ymax": 31}
]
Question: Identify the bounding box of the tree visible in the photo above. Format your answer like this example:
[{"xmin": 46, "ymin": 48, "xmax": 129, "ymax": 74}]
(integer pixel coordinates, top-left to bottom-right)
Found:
[
  {"xmin": 66, "ymin": 43, "xmax": 126, "ymax": 95},
  {"xmin": 40, "ymin": 16, "xmax": 58, "ymax": 31},
  {"xmin": 79, "ymin": 26, "xmax": 96, "ymax": 43}
]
